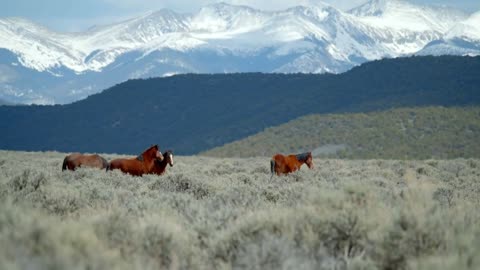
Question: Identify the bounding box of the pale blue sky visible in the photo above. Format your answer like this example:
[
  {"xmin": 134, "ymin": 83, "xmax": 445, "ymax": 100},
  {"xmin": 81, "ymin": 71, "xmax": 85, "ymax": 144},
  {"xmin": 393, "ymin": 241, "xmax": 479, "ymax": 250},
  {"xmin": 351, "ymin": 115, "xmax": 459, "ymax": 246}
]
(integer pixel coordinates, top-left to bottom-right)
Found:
[{"xmin": 1, "ymin": 0, "xmax": 479, "ymax": 32}]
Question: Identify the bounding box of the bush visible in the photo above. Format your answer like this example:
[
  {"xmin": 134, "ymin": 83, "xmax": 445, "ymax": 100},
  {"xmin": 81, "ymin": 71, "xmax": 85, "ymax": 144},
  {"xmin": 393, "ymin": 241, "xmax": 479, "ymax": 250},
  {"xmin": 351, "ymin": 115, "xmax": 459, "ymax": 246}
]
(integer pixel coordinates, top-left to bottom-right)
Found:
[{"xmin": 0, "ymin": 150, "xmax": 479, "ymax": 269}]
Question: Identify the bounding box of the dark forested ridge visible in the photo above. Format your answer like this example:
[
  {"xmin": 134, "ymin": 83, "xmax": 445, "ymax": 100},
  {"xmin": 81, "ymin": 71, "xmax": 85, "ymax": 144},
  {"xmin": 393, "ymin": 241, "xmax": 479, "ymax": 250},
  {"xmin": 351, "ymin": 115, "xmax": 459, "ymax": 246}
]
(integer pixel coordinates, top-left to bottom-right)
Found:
[{"xmin": 1, "ymin": 56, "xmax": 479, "ymax": 155}]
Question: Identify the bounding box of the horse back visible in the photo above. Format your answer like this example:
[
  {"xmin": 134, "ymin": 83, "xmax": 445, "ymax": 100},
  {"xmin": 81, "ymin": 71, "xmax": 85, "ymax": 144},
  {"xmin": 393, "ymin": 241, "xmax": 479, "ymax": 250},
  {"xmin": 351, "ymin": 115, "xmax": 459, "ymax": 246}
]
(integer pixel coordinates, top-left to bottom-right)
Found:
[
  {"xmin": 88, "ymin": 154, "xmax": 108, "ymax": 169},
  {"xmin": 62, "ymin": 153, "xmax": 81, "ymax": 171},
  {"xmin": 272, "ymin": 154, "xmax": 285, "ymax": 163},
  {"xmin": 108, "ymin": 158, "xmax": 148, "ymax": 176},
  {"xmin": 271, "ymin": 154, "xmax": 302, "ymax": 175},
  {"xmin": 271, "ymin": 154, "xmax": 287, "ymax": 175},
  {"xmin": 108, "ymin": 158, "xmax": 124, "ymax": 170}
]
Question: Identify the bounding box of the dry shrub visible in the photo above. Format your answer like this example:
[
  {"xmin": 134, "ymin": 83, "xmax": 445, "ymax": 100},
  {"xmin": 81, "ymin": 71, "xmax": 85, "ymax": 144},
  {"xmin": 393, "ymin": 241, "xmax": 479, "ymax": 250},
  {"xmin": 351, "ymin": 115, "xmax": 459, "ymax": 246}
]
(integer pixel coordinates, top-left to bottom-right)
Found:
[
  {"xmin": 139, "ymin": 215, "xmax": 198, "ymax": 269},
  {"xmin": 94, "ymin": 210, "xmax": 138, "ymax": 257},
  {"xmin": 8, "ymin": 169, "xmax": 47, "ymax": 194},
  {"xmin": 149, "ymin": 173, "xmax": 215, "ymax": 200},
  {"xmin": 0, "ymin": 201, "xmax": 127, "ymax": 270},
  {"xmin": 373, "ymin": 170, "xmax": 480, "ymax": 270},
  {"xmin": 213, "ymin": 184, "xmax": 377, "ymax": 269},
  {"xmin": 1, "ymin": 151, "xmax": 480, "ymax": 270}
]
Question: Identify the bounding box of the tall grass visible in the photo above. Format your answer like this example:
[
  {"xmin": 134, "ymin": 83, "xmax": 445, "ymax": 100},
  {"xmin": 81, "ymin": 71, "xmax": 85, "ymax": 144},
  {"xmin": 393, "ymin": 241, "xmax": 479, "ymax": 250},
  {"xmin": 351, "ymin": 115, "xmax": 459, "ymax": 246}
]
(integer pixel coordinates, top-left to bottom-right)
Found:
[{"xmin": 0, "ymin": 150, "xmax": 479, "ymax": 269}]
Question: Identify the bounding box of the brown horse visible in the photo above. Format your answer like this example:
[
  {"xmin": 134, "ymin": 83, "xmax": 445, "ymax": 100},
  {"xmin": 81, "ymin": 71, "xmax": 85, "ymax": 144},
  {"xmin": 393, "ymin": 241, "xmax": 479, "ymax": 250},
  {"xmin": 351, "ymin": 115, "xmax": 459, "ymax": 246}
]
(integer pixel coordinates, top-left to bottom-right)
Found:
[
  {"xmin": 151, "ymin": 150, "xmax": 174, "ymax": 175},
  {"xmin": 107, "ymin": 145, "xmax": 164, "ymax": 176},
  {"xmin": 62, "ymin": 153, "xmax": 108, "ymax": 171},
  {"xmin": 270, "ymin": 152, "xmax": 314, "ymax": 177}
]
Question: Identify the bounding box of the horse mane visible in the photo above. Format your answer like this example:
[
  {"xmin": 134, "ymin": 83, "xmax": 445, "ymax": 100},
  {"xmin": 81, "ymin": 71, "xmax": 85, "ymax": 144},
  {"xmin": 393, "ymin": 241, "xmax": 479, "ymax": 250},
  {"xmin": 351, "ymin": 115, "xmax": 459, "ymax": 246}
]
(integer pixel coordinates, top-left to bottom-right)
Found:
[
  {"xmin": 295, "ymin": 152, "xmax": 311, "ymax": 162},
  {"xmin": 137, "ymin": 144, "xmax": 159, "ymax": 161},
  {"xmin": 147, "ymin": 144, "xmax": 159, "ymax": 153}
]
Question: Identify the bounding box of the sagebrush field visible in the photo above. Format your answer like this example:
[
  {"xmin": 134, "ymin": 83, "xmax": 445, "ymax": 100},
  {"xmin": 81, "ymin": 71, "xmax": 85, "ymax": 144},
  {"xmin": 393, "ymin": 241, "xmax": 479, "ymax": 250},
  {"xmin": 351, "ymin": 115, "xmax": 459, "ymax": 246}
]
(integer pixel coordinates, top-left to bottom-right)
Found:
[{"xmin": 0, "ymin": 150, "xmax": 479, "ymax": 270}]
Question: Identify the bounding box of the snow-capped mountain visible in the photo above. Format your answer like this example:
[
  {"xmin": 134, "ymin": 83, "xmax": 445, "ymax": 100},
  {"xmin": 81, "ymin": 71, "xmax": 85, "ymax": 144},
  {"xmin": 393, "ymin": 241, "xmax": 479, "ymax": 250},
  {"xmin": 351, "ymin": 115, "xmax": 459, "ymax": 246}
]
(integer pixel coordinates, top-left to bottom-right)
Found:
[
  {"xmin": 417, "ymin": 11, "xmax": 480, "ymax": 56},
  {"xmin": 0, "ymin": 0, "xmax": 477, "ymax": 104}
]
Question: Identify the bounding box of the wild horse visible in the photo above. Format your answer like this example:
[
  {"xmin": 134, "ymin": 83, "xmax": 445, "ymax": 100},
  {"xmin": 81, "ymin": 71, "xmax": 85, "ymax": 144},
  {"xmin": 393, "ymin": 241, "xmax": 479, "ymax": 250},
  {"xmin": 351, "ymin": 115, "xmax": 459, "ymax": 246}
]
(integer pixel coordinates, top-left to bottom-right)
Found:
[
  {"xmin": 62, "ymin": 153, "xmax": 108, "ymax": 171},
  {"xmin": 108, "ymin": 145, "xmax": 164, "ymax": 176},
  {"xmin": 270, "ymin": 152, "xmax": 314, "ymax": 177},
  {"xmin": 151, "ymin": 150, "xmax": 174, "ymax": 175}
]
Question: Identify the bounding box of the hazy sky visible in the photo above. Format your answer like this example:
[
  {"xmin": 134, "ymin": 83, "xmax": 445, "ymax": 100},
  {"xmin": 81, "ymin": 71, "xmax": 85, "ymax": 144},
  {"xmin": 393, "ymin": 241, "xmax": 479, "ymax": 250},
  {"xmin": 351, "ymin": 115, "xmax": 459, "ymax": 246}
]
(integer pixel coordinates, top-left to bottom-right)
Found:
[{"xmin": 1, "ymin": 0, "xmax": 479, "ymax": 32}]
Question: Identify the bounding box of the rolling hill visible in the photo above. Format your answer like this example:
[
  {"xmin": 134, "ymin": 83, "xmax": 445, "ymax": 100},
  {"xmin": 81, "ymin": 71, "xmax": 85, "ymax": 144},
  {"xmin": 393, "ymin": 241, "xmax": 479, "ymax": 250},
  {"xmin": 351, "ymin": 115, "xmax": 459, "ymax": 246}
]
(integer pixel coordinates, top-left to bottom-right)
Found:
[
  {"xmin": 202, "ymin": 106, "xmax": 480, "ymax": 159},
  {"xmin": 0, "ymin": 56, "xmax": 479, "ymax": 155}
]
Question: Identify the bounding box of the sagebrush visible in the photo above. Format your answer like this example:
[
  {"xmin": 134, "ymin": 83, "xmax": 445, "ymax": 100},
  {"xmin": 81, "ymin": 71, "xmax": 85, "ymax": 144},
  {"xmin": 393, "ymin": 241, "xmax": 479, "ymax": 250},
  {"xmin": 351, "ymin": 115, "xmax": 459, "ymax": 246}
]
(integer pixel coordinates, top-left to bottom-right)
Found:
[{"xmin": 0, "ymin": 150, "xmax": 479, "ymax": 270}]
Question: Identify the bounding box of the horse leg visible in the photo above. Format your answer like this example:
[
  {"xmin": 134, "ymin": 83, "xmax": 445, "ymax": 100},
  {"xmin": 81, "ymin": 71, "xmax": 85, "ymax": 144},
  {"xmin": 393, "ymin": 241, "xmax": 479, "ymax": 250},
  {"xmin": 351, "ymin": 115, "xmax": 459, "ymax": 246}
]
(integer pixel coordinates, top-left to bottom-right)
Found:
[
  {"xmin": 270, "ymin": 159, "xmax": 276, "ymax": 179},
  {"xmin": 62, "ymin": 157, "xmax": 68, "ymax": 171}
]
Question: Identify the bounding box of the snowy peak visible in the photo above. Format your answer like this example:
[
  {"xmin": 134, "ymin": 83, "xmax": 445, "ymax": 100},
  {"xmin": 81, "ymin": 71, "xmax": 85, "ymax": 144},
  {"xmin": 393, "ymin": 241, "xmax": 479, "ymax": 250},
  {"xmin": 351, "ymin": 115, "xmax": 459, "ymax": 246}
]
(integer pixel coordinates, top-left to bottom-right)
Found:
[
  {"xmin": 0, "ymin": 17, "xmax": 51, "ymax": 35},
  {"xmin": 86, "ymin": 9, "xmax": 189, "ymax": 43},
  {"xmin": 197, "ymin": 2, "xmax": 257, "ymax": 16},
  {"xmin": 350, "ymin": 0, "xmax": 465, "ymax": 17},
  {"xmin": 126, "ymin": 9, "xmax": 189, "ymax": 34},
  {"xmin": 349, "ymin": 0, "xmax": 389, "ymax": 16},
  {"xmin": 446, "ymin": 11, "xmax": 480, "ymax": 41},
  {"xmin": 190, "ymin": 3, "xmax": 267, "ymax": 33},
  {"xmin": 349, "ymin": 0, "xmax": 467, "ymax": 32},
  {"xmin": 283, "ymin": 4, "xmax": 340, "ymax": 22},
  {"xmin": 416, "ymin": 11, "xmax": 480, "ymax": 57}
]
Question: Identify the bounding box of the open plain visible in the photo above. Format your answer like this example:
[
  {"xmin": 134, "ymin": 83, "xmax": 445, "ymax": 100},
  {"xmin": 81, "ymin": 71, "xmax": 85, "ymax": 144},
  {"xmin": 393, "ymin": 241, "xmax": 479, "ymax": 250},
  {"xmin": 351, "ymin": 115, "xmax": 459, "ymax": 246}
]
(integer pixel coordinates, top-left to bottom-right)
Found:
[{"xmin": 0, "ymin": 150, "xmax": 479, "ymax": 269}]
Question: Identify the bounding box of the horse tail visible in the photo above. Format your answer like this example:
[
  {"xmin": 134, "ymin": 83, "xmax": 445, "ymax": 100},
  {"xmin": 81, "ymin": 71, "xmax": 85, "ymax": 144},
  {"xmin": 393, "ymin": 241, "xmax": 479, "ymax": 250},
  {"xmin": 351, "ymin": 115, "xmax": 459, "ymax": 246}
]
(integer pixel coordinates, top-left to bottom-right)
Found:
[
  {"xmin": 62, "ymin": 157, "xmax": 68, "ymax": 171},
  {"xmin": 270, "ymin": 159, "xmax": 275, "ymax": 179},
  {"xmin": 101, "ymin": 157, "xmax": 109, "ymax": 170}
]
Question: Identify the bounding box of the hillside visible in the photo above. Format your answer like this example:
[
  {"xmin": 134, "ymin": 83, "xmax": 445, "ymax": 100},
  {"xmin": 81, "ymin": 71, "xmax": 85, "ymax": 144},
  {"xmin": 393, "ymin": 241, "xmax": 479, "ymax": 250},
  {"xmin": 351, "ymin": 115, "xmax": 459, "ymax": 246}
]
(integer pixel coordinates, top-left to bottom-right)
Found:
[
  {"xmin": 0, "ymin": 56, "xmax": 479, "ymax": 155},
  {"xmin": 0, "ymin": 151, "xmax": 479, "ymax": 269},
  {"xmin": 202, "ymin": 107, "xmax": 480, "ymax": 159}
]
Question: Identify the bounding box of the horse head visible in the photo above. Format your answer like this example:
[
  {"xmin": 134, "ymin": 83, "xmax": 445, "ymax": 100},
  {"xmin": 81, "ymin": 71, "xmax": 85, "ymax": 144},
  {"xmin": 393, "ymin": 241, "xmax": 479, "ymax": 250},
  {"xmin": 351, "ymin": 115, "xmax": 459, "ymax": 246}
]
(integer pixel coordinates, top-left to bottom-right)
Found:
[
  {"xmin": 305, "ymin": 152, "xmax": 314, "ymax": 169},
  {"xmin": 156, "ymin": 150, "xmax": 174, "ymax": 167},
  {"xmin": 144, "ymin": 144, "xmax": 164, "ymax": 162},
  {"xmin": 165, "ymin": 150, "xmax": 174, "ymax": 167}
]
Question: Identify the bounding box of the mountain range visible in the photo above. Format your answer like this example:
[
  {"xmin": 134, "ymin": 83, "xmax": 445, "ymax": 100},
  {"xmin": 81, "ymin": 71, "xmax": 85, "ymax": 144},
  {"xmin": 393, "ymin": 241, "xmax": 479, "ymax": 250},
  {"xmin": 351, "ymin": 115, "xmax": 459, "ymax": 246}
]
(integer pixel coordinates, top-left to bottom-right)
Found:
[{"xmin": 0, "ymin": 0, "xmax": 479, "ymax": 104}]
